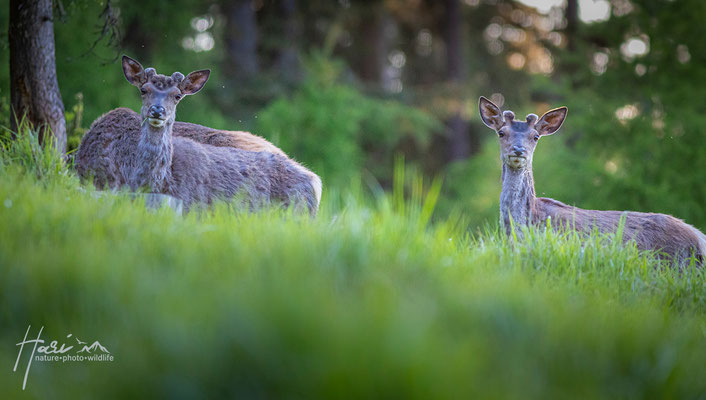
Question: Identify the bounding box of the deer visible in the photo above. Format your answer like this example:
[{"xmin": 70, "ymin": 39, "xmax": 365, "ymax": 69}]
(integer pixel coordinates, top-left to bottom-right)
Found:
[
  {"xmin": 75, "ymin": 56, "xmax": 320, "ymax": 215},
  {"xmin": 479, "ymin": 96, "xmax": 706, "ymax": 265}
]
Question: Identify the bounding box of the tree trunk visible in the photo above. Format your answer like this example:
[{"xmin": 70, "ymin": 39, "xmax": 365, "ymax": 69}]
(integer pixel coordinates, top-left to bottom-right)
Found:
[
  {"xmin": 442, "ymin": 0, "xmax": 470, "ymax": 161},
  {"xmin": 121, "ymin": 18, "xmax": 152, "ymax": 61},
  {"xmin": 223, "ymin": 0, "xmax": 259, "ymax": 80},
  {"xmin": 357, "ymin": 11, "xmax": 382, "ymax": 83},
  {"xmin": 565, "ymin": 0, "xmax": 579, "ymax": 52},
  {"xmin": 561, "ymin": 0, "xmax": 581, "ymax": 88},
  {"xmin": 9, "ymin": 0, "xmax": 66, "ymax": 155},
  {"xmin": 275, "ymin": 0, "xmax": 301, "ymax": 82},
  {"xmin": 357, "ymin": 5, "xmax": 393, "ymax": 87}
]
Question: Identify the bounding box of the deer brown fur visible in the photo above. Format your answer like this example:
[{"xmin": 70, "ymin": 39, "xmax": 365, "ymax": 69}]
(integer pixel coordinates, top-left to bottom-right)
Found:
[
  {"xmin": 479, "ymin": 96, "xmax": 706, "ymax": 265},
  {"xmin": 76, "ymin": 108, "xmax": 322, "ymax": 205},
  {"xmin": 75, "ymin": 56, "xmax": 320, "ymax": 215}
]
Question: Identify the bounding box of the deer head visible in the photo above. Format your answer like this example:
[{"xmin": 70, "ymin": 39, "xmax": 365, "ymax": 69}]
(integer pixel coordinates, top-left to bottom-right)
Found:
[
  {"xmin": 479, "ymin": 96, "xmax": 567, "ymax": 171},
  {"xmin": 121, "ymin": 55, "xmax": 210, "ymax": 130}
]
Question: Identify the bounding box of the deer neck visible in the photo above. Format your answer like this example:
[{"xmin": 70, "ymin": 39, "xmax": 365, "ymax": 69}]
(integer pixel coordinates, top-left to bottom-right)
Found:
[
  {"xmin": 133, "ymin": 120, "xmax": 173, "ymax": 192},
  {"xmin": 499, "ymin": 163, "xmax": 537, "ymax": 232}
]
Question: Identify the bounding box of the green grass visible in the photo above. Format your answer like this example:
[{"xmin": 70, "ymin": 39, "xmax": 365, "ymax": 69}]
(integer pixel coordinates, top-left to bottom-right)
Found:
[{"xmin": 1, "ymin": 126, "xmax": 706, "ymax": 399}]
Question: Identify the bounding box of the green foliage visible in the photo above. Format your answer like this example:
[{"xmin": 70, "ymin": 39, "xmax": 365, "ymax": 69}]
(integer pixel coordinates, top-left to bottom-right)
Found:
[
  {"xmin": 4, "ymin": 1, "xmax": 706, "ymax": 393},
  {"xmin": 1, "ymin": 162, "xmax": 706, "ymax": 398},
  {"xmin": 0, "ymin": 0, "xmax": 234, "ymax": 138},
  {"xmin": 0, "ymin": 117, "xmax": 69, "ymax": 181},
  {"xmin": 2, "ymin": 0, "xmax": 704, "ymax": 234},
  {"xmin": 0, "ymin": 95, "xmax": 10, "ymax": 129},
  {"xmin": 1, "ymin": 137, "xmax": 706, "ymax": 398},
  {"xmin": 439, "ymin": 135, "xmax": 502, "ymax": 227},
  {"xmin": 65, "ymin": 92, "xmax": 86, "ymax": 154},
  {"xmin": 256, "ymin": 54, "xmax": 441, "ymax": 188},
  {"xmin": 438, "ymin": 0, "xmax": 706, "ymax": 233},
  {"xmin": 554, "ymin": 90, "xmax": 706, "ymax": 231},
  {"xmin": 537, "ymin": 0, "xmax": 706, "ymax": 230}
]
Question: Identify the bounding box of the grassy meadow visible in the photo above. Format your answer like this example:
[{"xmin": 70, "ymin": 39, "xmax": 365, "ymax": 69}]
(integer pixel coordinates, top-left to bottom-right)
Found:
[{"xmin": 1, "ymin": 127, "xmax": 706, "ymax": 399}]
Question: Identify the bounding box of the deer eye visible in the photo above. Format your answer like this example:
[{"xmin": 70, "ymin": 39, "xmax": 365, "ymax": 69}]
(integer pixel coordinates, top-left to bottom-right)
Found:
[
  {"xmin": 140, "ymin": 88, "xmax": 147, "ymax": 95},
  {"xmin": 175, "ymin": 94, "xmax": 183, "ymax": 101},
  {"xmin": 533, "ymin": 135, "xmax": 540, "ymax": 141},
  {"xmin": 498, "ymin": 131, "xmax": 505, "ymax": 138}
]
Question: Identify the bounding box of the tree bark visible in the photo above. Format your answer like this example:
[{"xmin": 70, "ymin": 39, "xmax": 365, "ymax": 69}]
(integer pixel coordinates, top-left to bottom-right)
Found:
[
  {"xmin": 9, "ymin": 0, "xmax": 66, "ymax": 155},
  {"xmin": 223, "ymin": 0, "xmax": 259, "ymax": 80},
  {"xmin": 275, "ymin": 0, "xmax": 301, "ymax": 82},
  {"xmin": 121, "ymin": 18, "xmax": 152, "ymax": 61},
  {"xmin": 358, "ymin": 8, "xmax": 384, "ymax": 84},
  {"xmin": 565, "ymin": 0, "xmax": 579, "ymax": 52},
  {"xmin": 442, "ymin": 0, "xmax": 470, "ymax": 161}
]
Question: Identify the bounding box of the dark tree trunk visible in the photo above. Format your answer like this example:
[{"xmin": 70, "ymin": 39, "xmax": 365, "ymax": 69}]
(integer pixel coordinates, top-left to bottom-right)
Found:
[
  {"xmin": 565, "ymin": 0, "xmax": 579, "ymax": 52},
  {"xmin": 9, "ymin": 0, "xmax": 66, "ymax": 155},
  {"xmin": 442, "ymin": 0, "xmax": 470, "ymax": 161},
  {"xmin": 444, "ymin": 0, "xmax": 464, "ymax": 82},
  {"xmin": 275, "ymin": 0, "xmax": 300, "ymax": 82},
  {"xmin": 357, "ymin": 5, "xmax": 397, "ymax": 90},
  {"xmin": 121, "ymin": 18, "xmax": 152, "ymax": 61},
  {"xmin": 561, "ymin": 0, "xmax": 581, "ymax": 87},
  {"xmin": 358, "ymin": 10, "xmax": 383, "ymax": 83},
  {"xmin": 223, "ymin": 0, "xmax": 259, "ymax": 80}
]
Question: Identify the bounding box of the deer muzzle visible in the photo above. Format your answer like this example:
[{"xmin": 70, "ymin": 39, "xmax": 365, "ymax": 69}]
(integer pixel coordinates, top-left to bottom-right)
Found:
[
  {"xmin": 147, "ymin": 105, "xmax": 167, "ymax": 128},
  {"xmin": 147, "ymin": 118, "xmax": 166, "ymax": 128},
  {"xmin": 506, "ymin": 155, "xmax": 527, "ymax": 169}
]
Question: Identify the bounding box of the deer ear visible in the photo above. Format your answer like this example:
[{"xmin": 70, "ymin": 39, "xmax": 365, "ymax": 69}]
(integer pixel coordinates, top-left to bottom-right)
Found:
[
  {"xmin": 479, "ymin": 96, "xmax": 504, "ymax": 130},
  {"xmin": 180, "ymin": 70, "xmax": 210, "ymax": 95},
  {"xmin": 122, "ymin": 55, "xmax": 145, "ymax": 87},
  {"xmin": 536, "ymin": 107, "xmax": 567, "ymax": 136}
]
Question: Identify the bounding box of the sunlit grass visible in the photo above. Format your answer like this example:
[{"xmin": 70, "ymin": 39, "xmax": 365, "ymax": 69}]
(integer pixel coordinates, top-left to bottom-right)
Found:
[
  {"xmin": 0, "ymin": 115, "xmax": 69, "ymax": 181},
  {"xmin": 1, "ymin": 123, "xmax": 705, "ymax": 398}
]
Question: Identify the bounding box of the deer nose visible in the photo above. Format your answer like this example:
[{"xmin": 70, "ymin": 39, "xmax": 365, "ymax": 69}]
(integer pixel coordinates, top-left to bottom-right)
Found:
[
  {"xmin": 149, "ymin": 105, "xmax": 165, "ymax": 119},
  {"xmin": 512, "ymin": 145, "xmax": 526, "ymax": 157}
]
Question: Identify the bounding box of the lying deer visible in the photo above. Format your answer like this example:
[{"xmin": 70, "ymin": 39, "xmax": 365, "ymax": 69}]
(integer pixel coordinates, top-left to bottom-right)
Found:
[
  {"xmin": 76, "ymin": 56, "xmax": 319, "ymax": 214},
  {"xmin": 479, "ymin": 96, "xmax": 706, "ymax": 264}
]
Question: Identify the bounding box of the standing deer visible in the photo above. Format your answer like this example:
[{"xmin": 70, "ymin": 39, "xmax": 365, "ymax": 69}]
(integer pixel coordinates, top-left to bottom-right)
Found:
[
  {"xmin": 479, "ymin": 96, "xmax": 706, "ymax": 264},
  {"xmin": 76, "ymin": 56, "xmax": 319, "ymax": 214}
]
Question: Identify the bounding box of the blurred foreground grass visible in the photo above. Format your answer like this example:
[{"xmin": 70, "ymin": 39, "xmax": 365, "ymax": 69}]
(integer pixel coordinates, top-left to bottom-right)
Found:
[{"xmin": 1, "ymin": 127, "xmax": 705, "ymax": 399}]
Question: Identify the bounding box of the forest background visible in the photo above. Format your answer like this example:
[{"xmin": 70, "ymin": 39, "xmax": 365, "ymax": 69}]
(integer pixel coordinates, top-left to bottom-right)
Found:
[{"xmin": 1, "ymin": 0, "xmax": 704, "ymax": 229}]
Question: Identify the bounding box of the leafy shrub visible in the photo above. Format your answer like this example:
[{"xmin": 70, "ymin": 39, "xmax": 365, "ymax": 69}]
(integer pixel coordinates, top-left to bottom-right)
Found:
[
  {"xmin": 0, "ymin": 116, "xmax": 69, "ymax": 180},
  {"xmin": 65, "ymin": 92, "xmax": 86, "ymax": 154},
  {"xmin": 256, "ymin": 54, "xmax": 441, "ymax": 188},
  {"xmin": 558, "ymin": 91, "xmax": 706, "ymax": 231},
  {"xmin": 532, "ymin": 0, "xmax": 706, "ymax": 230}
]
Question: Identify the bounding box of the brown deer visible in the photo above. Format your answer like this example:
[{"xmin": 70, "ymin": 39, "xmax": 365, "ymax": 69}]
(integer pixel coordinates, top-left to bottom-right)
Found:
[
  {"xmin": 479, "ymin": 96, "xmax": 706, "ymax": 265},
  {"xmin": 75, "ymin": 56, "xmax": 319, "ymax": 214}
]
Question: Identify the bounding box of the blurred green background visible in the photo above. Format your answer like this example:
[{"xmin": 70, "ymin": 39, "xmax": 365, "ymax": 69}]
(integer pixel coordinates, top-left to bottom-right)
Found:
[
  {"xmin": 2, "ymin": 0, "xmax": 705, "ymax": 229},
  {"xmin": 3, "ymin": 1, "xmax": 706, "ymax": 398}
]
